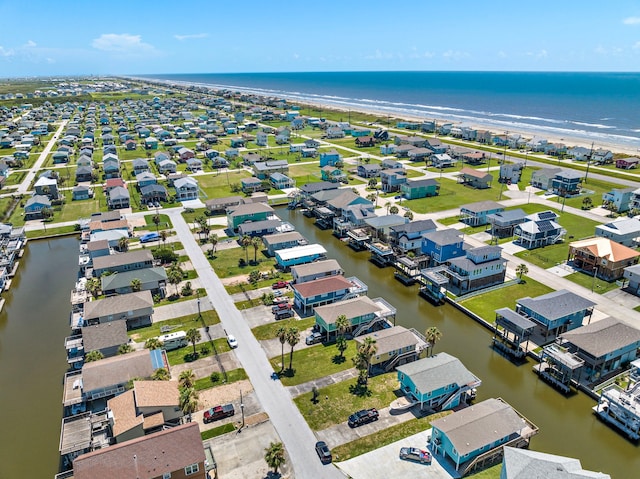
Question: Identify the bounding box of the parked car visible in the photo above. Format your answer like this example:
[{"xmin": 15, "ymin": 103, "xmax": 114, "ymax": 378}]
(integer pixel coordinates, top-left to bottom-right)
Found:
[
  {"xmin": 305, "ymin": 332, "xmax": 322, "ymax": 345},
  {"xmin": 275, "ymin": 309, "xmax": 294, "ymax": 320},
  {"xmin": 227, "ymin": 334, "xmax": 238, "ymax": 348},
  {"xmin": 348, "ymin": 408, "xmax": 379, "ymax": 428},
  {"xmin": 272, "ymin": 302, "xmax": 292, "ymax": 313},
  {"xmin": 272, "ymin": 281, "xmax": 289, "ymax": 289},
  {"xmin": 273, "ymin": 290, "xmax": 284, "ymax": 297},
  {"xmin": 203, "ymin": 403, "xmax": 235, "ymax": 423},
  {"xmin": 399, "ymin": 447, "xmax": 431, "ymax": 464},
  {"xmin": 315, "ymin": 441, "xmax": 332, "ymax": 464}
]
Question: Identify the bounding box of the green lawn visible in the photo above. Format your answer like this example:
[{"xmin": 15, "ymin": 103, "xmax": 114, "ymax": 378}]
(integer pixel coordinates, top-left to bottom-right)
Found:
[
  {"xmin": 331, "ymin": 411, "xmax": 452, "ymax": 462},
  {"xmin": 209, "ymin": 245, "xmax": 278, "ymax": 278},
  {"xmin": 288, "ymin": 162, "xmax": 324, "ymax": 183},
  {"xmin": 194, "ymin": 368, "xmax": 248, "ymax": 391},
  {"xmin": 459, "ymin": 276, "xmax": 555, "ymax": 322},
  {"xmin": 252, "ymin": 317, "xmax": 316, "ymax": 340},
  {"xmin": 196, "ymin": 170, "xmax": 252, "ymax": 198},
  {"xmin": 405, "ymin": 178, "xmax": 501, "ymax": 214},
  {"xmin": 562, "ymin": 176, "xmax": 622, "ymax": 210},
  {"xmin": 564, "ymin": 271, "xmax": 620, "ymax": 294},
  {"xmin": 128, "ymin": 310, "xmax": 220, "ymax": 342},
  {"xmin": 294, "ymin": 372, "xmax": 402, "ymax": 430},
  {"xmin": 165, "ymin": 337, "xmax": 230, "ymax": 366},
  {"xmin": 200, "ymin": 423, "xmax": 236, "ymax": 440},
  {"xmin": 270, "ymin": 341, "xmax": 358, "ymax": 386},
  {"xmin": 26, "ymin": 225, "xmax": 79, "ymax": 239}
]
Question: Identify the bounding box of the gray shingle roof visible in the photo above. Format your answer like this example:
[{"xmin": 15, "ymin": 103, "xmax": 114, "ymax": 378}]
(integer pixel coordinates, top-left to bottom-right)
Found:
[
  {"xmin": 83, "ymin": 290, "xmax": 154, "ymax": 320},
  {"xmin": 92, "ymin": 250, "xmax": 153, "ymax": 271},
  {"xmin": 561, "ymin": 316, "xmax": 640, "ymax": 359},
  {"xmin": 422, "ymin": 228, "xmax": 463, "ymax": 246},
  {"xmin": 356, "ymin": 326, "xmax": 417, "ymax": 356},
  {"xmin": 100, "ymin": 267, "xmax": 167, "ymax": 291},
  {"xmin": 460, "ymin": 200, "xmax": 504, "ymax": 213},
  {"xmin": 391, "ymin": 219, "xmax": 436, "ymax": 235},
  {"xmin": 81, "ymin": 321, "xmax": 128, "ymax": 352},
  {"xmin": 397, "ymin": 352, "xmax": 479, "ymax": 396},
  {"xmin": 501, "ymin": 446, "xmax": 611, "ymax": 479},
  {"xmin": 517, "ymin": 290, "xmax": 596, "ymax": 321}
]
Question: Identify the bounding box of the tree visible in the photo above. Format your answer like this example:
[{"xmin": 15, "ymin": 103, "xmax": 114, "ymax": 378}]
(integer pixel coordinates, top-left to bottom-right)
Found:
[
  {"xmin": 368, "ymin": 178, "xmax": 378, "ymax": 189},
  {"xmin": 336, "ymin": 336, "xmax": 348, "ymax": 360},
  {"xmin": 209, "ymin": 232, "xmax": 218, "ymax": 257},
  {"xmin": 425, "ymin": 326, "xmax": 442, "ymax": 357},
  {"xmin": 286, "ymin": 326, "xmax": 300, "ymax": 371},
  {"xmin": 179, "ymin": 386, "xmax": 200, "ymax": 418},
  {"xmin": 186, "ymin": 328, "xmax": 201, "ymax": 358},
  {"xmin": 335, "ymin": 314, "xmax": 350, "ymax": 358},
  {"xmin": 355, "ymin": 337, "xmax": 377, "ymax": 384},
  {"xmin": 86, "ymin": 277, "xmax": 101, "ymax": 298},
  {"xmin": 118, "ymin": 343, "xmax": 134, "ymax": 355},
  {"xmin": 264, "ymin": 441, "xmax": 286, "ymax": 474},
  {"xmin": 240, "ymin": 235, "xmax": 251, "ymax": 263},
  {"xmin": 167, "ymin": 266, "xmax": 183, "ymax": 298},
  {"xmin": 152, "ymin": 213, "xmax": 160, "ymax": 233},
  {"xmin": 582, "ymin": 197, "xmax": 593, "ymax": 210},
  {"xmin": 404, "ymin": 210, "xmax": 414, "ymax": 220},
  {"xmin": 85, "ymin": 350, "xmax": 104, "ymax": 362},
  {"xmin": 276, "ymin": 326, "xmax": 288, "ymax": 372},
  {"xmin": 118, "ymin": 237, "xmax": 129, "ymax": 252},
  {"xmin": 152, "ymin": 368, "xmax": 170, "ymax": 380},
  {"xmin": 385, "ymin": 201, "xmax": 391, "ymax": 214},
  {"xmin": 195, "ymin": 215, "xmax": 209, "ymax": 242},
  {"xmin": 159, "ymin": 230, "xmax": 168, "ymax": 247},
  {"xmin": 145, "ymin": 337, "xmax": 163, "ymax": 350},
  {"xmin": 130, "ymin": 278, "xmax": 142, "ymax": 292},
  {"xmin": 251, "ymin": 236, "xmax": 262, "ymax": 264},
  {"xmin": 178, "ymin": 369, "xmax": 196, "ymax": 389},
  {"xmin": 389, "ymin": 205, "xmax": 399, "ymax": 215},
  {"xmin": 248, "ymin": 270, "xmax": 261, "ymax": 285},
  {"xmin": 516, "ymin": 263, "xmax": 529, "ymax": 280}
]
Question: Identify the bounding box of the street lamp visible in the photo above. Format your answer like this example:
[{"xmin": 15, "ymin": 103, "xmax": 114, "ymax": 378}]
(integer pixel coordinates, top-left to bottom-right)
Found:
[
  {"xmin": 240, "ymin": 389, "xmax": 245, "ymax": 430},
  {"xmin": 196, "ymin": 289, "xmax": 201, "ymax": 319}
]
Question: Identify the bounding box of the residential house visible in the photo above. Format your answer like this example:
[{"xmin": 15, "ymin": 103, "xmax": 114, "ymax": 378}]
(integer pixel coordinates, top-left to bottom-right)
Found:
[
  {"xmin": 552, "ymin": 170, "xmax": 583, "ymax": 197},
  {"xmin": 325, "ymin": 126, "xmax": 345, "ymax": 139},
  {"xmin": 443, "ymin": 245, "xmax": 506, "ymax": 295},
  {"xmin": 430, "ymin": 398, "xmax": 538, "ymax": 475},
  {"xmin": 105, "ymin": 178, "xmax": 126, "ymax": 193},
  {"xmin": 381, "ymin": 158, "xmax": 403, "ymax": 170},
  {"xmin": 292, "ymin": 274, "xmax": 367, "ymax": 316},
  {"xmin": 92, "ymin": 250, "xmax": 154, "ymax": 277},
  {"xmin": 499, "ymin": 163, "xmax": 523, "ymax": 184},
  {"xmin": 500, "ymin": 447, "xmax": 610, "ymax": 479},
  {"xmin": 321, "ymin": 165, "xmax": 346, "ymax": 183},
  {"xmin": 186, "ymin": 157, "xmax": 203, "ymax": 172},
  {"xmin": 101, "ymin": 267, "xmax": 167, "ymax": 298},
  {"xmin": 358, "ymin": 326, "xmax": 423, "ymax": 371},
  {"xmin": 135, "ymin": 171, "xmax": 157, "ymax": 188},
  {"xmin": 103, "ymin": 158, "xmax": 120, "ymax": 179},
  {"xmin": 177, "ymin": 147, "xmax": 195, "ymax": 161},
  {"xmin": 515, "ymin": 289, "xmax": 596, "ymax": 338},
  {"xmin": 108, "ymin": 186, "xmax": 130, "ymax": 210},
  {"xmin": 602, "ymin": 187, "xmax": 635, "ymax": 213},
  {"xmin": 205, "ymin": 195, "xmax": 243, "ymax": 214},
  {"xmin": 486, "ymin": 209, "xmax": 527, "ymax": 239},
  {"xmin": 355, "ymin": 136, "xmax": 375, "ymax": 147},
  {"xmin": 132, "ymin": 158, "xmax": 149, "ymax": 175},
  {"xmin": 459, "ymin": 201, "xmax": 504, "ymax": 227},
  {"xmin": 595, "ymin": 218, "xmax": 640, "ymax": 247},
  {"xmin": 615, "ymin": 157, "xmax": 639, "ymax": 170},
  {"xmin": 530, "ymin": 167, "xmax": 562, "ymax": 190},
  {"xmin": 52, "ymin": 150, "xmax": 70, "ymax": 163},
  {"xmin": 513, "ymin": 210, "xmax": 566, "ymax": 249},
  {"xmin": 401, "ymin": 178, "xmax": 440, "ymax": 199},
  {"xmin": 34, "ymin": 175, "xmax": 58, "ymax": 199},
  {"xmin": 275, "ymin": 244, "xmax": 327, "ymax": 269},
  {"xmin": 263, "ymin": 231, "xmax": 306, "ymax": 256},
  {"xmin": 624, "ymin": 264, "xmax": 640, "ymax": 296},
  {"xmin": 357, "ymin": 164, "xmax": 382, "ymax": 178},
  {"xmin": 424, "ymin": 138, "xmax": 447, "ymax": 154},
  {"xmin": 364, "ymin": 214, "xmax": 409, "ymax": 241},
  {"xmin": 421, "ymin": 229, "xmax": 466, "ymax": 266},
  {"xmin": 72, "ymin": 185, "xmax": 93, "ymax": 201},
  {"xmin": 253, "ymin": 160, "xmax": 289, "ymax": 179},
  {"xmin": 458, "ymin": 167, "xmax": 493, "ymax": 189},
  {"xmin": 157, "ymin": 159, "xmax": 177, "ymax": 174},
  {"xmin": 241, "ymin": 177, "xmax": 266, "ymax": 194},
  {"xmin": 395, "ymin": 144, "xmax": 417, "ymax": 158},
  {"xmin": 397, "ymin": 352, "xmax": 481, "ymax": 411},
  {"xmin": 140, "ymin": 183, "xmax": 168, "ymax": 204},
  {"xmin": 83, "ymin": 290, "xmax": 154, "ymax": 329},
  {"xmin": 567, "ymin": 237, "xmax": 640, "ymax": 280},
  {"xmin": 592, "ymin": 148, "xmax": 613, "ymax": 165},
  {"xmin": 595, "ymin": 366, "xmax": 640, "ymax": 440},
  {"xmin": 389, "ymin": 219, "xmax": 437, "ymax": 253},
  {"xmin": 270, "ymin": 172, "xmax": 294, "ymax": 189},
  {"xmin": 380, "ymin": 143, "xmax": 397, "ymax": 155},
  {"xmin": 237, "ymin": 218, "xmax": 283, "ymax": 237},
  {"xmin": 407, "ymin": 147, "xmax": 432, "ymax": 162},
  {"xmin": 313, "ymin": 295, "xmax": 388, "ymax": 337},
  {"xmin": 227, "ymin": 202, "xmax": 274, "ymax": 231},
  {"xmin": 24, "ymin": 194, "xmax": 51, "ymax": 219},
  {"xmin": 124, "ymin": 139, "xmax": 137, "ymax": 151},
  {"xmin": 255, "ymin": 131, "xmax": 268, "ymax": 146},
  {"xmin": 174, "ymin": 176, "xmax": 199, "ymax": 201},
  {"xmin": 291, "ymin": 259, "xmax": 343, "ymax": 284},
  {"xmin": 319, "ymin": 149, "xmax": 341, "ymax": 167},
  {"xmin": 81, "ymin": 321, "xmax": 128, "ymax": 359},
  {"xmin": 380, "ymin": 168, "xmax": 407, "ymax": 193},
  {"xmin": 431, "ymin": 153, "xmax": 457, "ymax": 168},
  {"xmin": 630, "ymin": 188, "xmax": 640, "ymax": 212}
]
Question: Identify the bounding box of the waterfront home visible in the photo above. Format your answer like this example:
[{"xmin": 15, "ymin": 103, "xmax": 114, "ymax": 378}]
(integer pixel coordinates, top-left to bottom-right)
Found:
[
  {"xmin": 292, "ymin": 274, "xmax": 367, "ymax": 316},
  {"xmin": 71, "ymin": 422, "xmax": 206, "ymax": 479},
  {"xmin": 567, "ymin": 237, "xmax": 640, "ymax": 280},
  {"xmin": 594, "ymin": 376, "xmax": 640, "ymax": 441},
  {"xmin": 324, "ymin": 190, "xmax": 372, "ymax": 215},
  {"xmin": 241, "ymin": 177, "xmax": 265, "ymax": 193},
  {"xmin": 530, "ymin": 167, "xmax": 562, "ymax": 190},
  {"xmin": 458, "ymin": 167, "xmax": 493, "ymax": 189},
  {"xmin": 380, "ymin": 168, "xmax": 407, "ymax": 193},
  {"xmin": 101, "ymin": 266, "xmax": 167, "ymax": 297},
  {"xmin": 430, "ymin": 397, "xmax": 538, "ymax": 476},
  {"xmin": 558, "ymin": 316, "xmax": 640, "ymax": 383},
  {"xmin": 397, "ymin": 352, "xmax": 481, "ymax": 411},
  {"xmin": 24, "ymin": 194, "xmax": 51, "ymax": 219},
  {"xmin": 389, "ymin": 219, "xmax": 437, "ymax": 253},
  {"xmin": 227, "ymin": 202, "xmax": 274, "ymax": 231},
  {"xmin": 321, "ymin": 165, "xmax": 346, "ymax": 183},
  {"xmin": 601, "ymin": 187, "xmax": 635, "ymax": 213},
  {"xmin": 83, "ymin": 290, "xmax": 154, "ymax": 329},
  {"xmin": 270, "ymin": 172, "xmax": 294, "ymax": 189},
  {"xmin": 358, "ymin": 326, "xmax": 424, "ymax": 372},
  {"xmin": 445, "ymin": 245, "xmax": 507, "ymax": 295},
  {"xmin": 513, "ymin": 210, "xmax": 565, "ymax": 249},
  {"xmin": 615, "ymin": 157, "xmax": 639, "ymax": 169},
  {"xmin": 460, "ymin": 201, "xmax": 504, "ymax": 227},
  {"xmin": 624, "ymin": 264, "xmax": 640, "ymax": 296},
  {"xmin": 107, "ymin": 380, "xmax": 182, "ymax": 443},
  {"xmin": 92, "ymin": 249, "xmax": 154, "ymax": 277},
  {"xmin": 291, "ymin": 258, "xmax": 343, "ymax": 284},
  {"xmin": 314, "ymin": 295, "xmax": 395, "ymax": 337},
  {"xmin": 263, "ymin": 231, "xmax": 306, "ymax": 256},
  {"xmin": 253, "ymin": 159, "xmax": 289, "ymax": 179},
  {"xmin": 80, "ymin": 320, "xmax": 128, "ymax": 358},
  {"xmin": 237, "ymin": 218, "xmax": 283, "ymax": 237},
  {"xmin": 319, "ymin": 149, "xmax": 342, "ymax": 167},
  {"xmin": 552, "ymin": 170, "xmax": 583, "ymax": 197},
  {"xmin": 515, "ymin": 289, "xmax": 596, "ymax": 338},
  {"xmin": 357, "ymin": 163, "xmax": 382, "ymax": 178},
  {"xmin": 486, "ymin": 209, "xmax": 527, "ymax": 239},
  {"xmin": 174, "ymin": 176, "xmax": 199, "ymax": 201},
  {"xmin": 401, "ymin": 178, "xmax": 440, "ymax": 199},
  {"xmin": 205, "ymin": 195, "xmax": 243, "ymax": 214},
  {"xmin": 72, "ymin": 185, "xmax": 93, "ymax": 201},
  {"xmin": 421, "ymin": 229, "xmax": 466, "ymax": 266},
  {"xmin": 595, "ymin": 218, "xmax": 640, "ymax": 247},
  {"xmin": 275, "ymin": 243, "xmax": 327, "ymax": 269},
  {"xmin": 500, "ymin": 447, "xmax": 611, "ymax": 479},
  {"xmin": 140, "ymin": 184, "xmax": 168, "ymax": 204},
  {"xmin": 107, "ymin": 186, "xmax": 130, "ymax": 210}
]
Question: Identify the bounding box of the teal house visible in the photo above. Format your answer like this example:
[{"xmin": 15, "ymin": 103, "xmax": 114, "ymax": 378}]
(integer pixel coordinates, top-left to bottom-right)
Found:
[
  {"xmin": 401, "ymin": 178, "xmax": 439, "ymax": 199},
  {"xmin": 226, "ymin": 202, "xmax": 274, "ymax": 231},
  {"xmin": 313, "ymin": 295, "xmax": 385, "ymax": 336}
]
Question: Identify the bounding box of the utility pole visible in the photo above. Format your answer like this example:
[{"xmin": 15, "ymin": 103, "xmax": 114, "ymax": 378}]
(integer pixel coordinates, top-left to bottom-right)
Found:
[{"xmin": 584, "ymin": 142, "xmax": 594, "ymax": 184}]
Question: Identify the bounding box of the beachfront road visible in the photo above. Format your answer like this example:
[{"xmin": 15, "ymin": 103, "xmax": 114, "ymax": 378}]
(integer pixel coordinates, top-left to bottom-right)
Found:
[{"xmin": 165, "ymin": 209, "xmax": 345, "ymax": 479}]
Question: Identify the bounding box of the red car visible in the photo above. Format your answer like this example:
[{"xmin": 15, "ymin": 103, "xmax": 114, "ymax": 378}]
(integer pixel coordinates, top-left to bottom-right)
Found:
[
  {"xmin": 203, "ymin": 403, "xmax": 235, "ymax": 423},
  {"xmin": 272, "ymin": 281, "xmax": 289, "ymax": 289}
]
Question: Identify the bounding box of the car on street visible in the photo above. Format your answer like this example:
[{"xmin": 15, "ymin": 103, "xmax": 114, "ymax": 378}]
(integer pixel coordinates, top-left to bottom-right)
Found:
[
  {"xmin": 315, "ymin": 441, "xmax": 332, "ymax": 464},
  {"xmin": 227, "ymin": 334, "xmax": 238, "ymax": 348},
  {"xmin": 305, "ymin": 331, "xmax": 323, "ymax": 345},
  {"xmin": 273, "ymin": 289, "xmax": 284, "ymax": 297},
  {"xmin": 399, "ymin": 447, "xmax": 432, "ymax": 464},
  {"xmin": 203, "ymin": 403, "xmax": 235, "ymax": 423},
  {"xmin": 348, "ymin": 408, "xmax": 379, "ymax": 427},
  {"xmin": 272, "ymin": 281, "xmax": 289, "ymax": 289}
]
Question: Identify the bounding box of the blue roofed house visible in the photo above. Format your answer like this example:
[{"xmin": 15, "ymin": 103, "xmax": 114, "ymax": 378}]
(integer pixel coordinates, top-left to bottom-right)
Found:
[
  {"xmin": 319, "ymin": 149, "xmax": 341, "ymax": 167},
  {"xmin": 24, "ymin": 194, "xmax": 51, "ymax": 219},
  {"xmin": 459, "ymin": 201, "xmax": 504, "ymax": 227},
  {"xmin": 401, "ymin": 178, "xmax": 440, "ymax": 199},
  {"xmin": 397, "ymin": 352, "xmax": 481, "ymax": 411},
  {"xmin": 430, "ymin": 398, "xmax": 538, "ymax": 475},
  {"xmin": 275, "ymin": 244, "xmax": 328, "ymax": 269},
  {"xmin": 602, "ymin": 187, "xmax": 635, "ymax": 213},
  {"xmin": 421, "ymin": 229, "xmax": 466, "ymax": 266}
]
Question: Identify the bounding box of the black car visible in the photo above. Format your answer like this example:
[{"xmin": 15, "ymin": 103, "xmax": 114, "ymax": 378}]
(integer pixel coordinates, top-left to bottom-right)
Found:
[{"xmin": 315, "ymin": 441, "xmax": 332, "ymax": 464}]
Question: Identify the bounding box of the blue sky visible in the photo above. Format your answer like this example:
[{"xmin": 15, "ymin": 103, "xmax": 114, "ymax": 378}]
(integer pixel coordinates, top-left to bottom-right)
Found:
[{"xmin": 2, "ymin": 0, "xmax": 640, "ymax": 77}]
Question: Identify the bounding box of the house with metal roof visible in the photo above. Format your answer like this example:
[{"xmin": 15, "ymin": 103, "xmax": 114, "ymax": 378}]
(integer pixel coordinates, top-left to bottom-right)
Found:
[
  {"xmin": 397, "ymin": 352, "xmax": 481, "ymax": 411},
  {"xmin": 262, "ymin": 231, "xmax": 306, "ymax": 256},
  {"xmin": 500, "ymin": 446, "xmax": 611, "ymax": 479},
  {"xmin": 595, "ymin": 217, "xmax": 640, "ymax": 247},
  {"xmin": 237, "ymin": 218, "xmax": 284, "ymax": 237},
  {"xmin": 275, "ymin": 243, "xmax": 327, "ymax": 269},
  {"xmin": 430, "ymin": 397, "xmax": 538, "ymax": 476}
]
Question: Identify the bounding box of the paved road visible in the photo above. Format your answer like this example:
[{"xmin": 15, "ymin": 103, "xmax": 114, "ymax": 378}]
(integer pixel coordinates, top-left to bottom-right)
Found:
[
  {"xmin": 164, "ymin": 208, "xmax": 345, "ymax": 479},
  {"xmin": 17, "ymin": 120, "xmax": 67, "ymax": 195}
]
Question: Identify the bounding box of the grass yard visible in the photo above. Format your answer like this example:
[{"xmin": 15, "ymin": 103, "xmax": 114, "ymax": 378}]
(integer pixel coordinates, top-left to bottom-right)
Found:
[
  {"xmin": 200, "ymin": 423, "xmax": 236, "ymax": 440},
  {"xmin": 165, "ymin": 337, "xmax": 230, "ymax": 367},
  {"xmin": 564, "ymin": 271, "xmax": 621, "ymax": 294},
  {"xmin": 194, "ymin": 368, "xmax": 248, "ymax": 391},
  {"xmin": 196, "ymin": 170, "xmax": 252, "ymax": 198},
  {"xmin": 252, "ymin": 317, "xmax": 316, "ymax": 340},
  {"xmin": 288, "ymin": 162, "xmax": 324, "ymax": 183},
  {"xmin": 128, "ymin": 310, "xmax": 220, "ymax": 342},
  {"xmin": 294, "ymin": 372, "xmax": 402, "ymax": 431},
  {"xmin": 562, "ymin": 176, "xmax": 622, "ymax": 210},
  {"xmin": 459, "ymin": 276, "xmax": 555, "ymax": 322},
  {"xmin": 270, "ymin": 341, "xmax": 358, "ymax": 386},
  {"xmin": 209, "ymin": 245, "xmax": 278, "ymax": 278},
  {"xmin": 405, "ymin": 178, "xmax": 501, "ymax": 214},
  {"xmin": 331, "ymin": 411, "xmax": 452, "ymax": 462},
  {"xmin": 27, "ymin": 225, "xmax": 79, "ymax": 239}
]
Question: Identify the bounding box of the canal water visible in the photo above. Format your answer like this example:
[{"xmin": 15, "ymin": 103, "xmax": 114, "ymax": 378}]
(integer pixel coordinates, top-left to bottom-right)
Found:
[
  {"xmin": 278, "ymin": 207, "xmax": 637, "ymax": 479},
  {"xmin": 0, "ymin": 236, "xmax": 79, "ymax": 478}
]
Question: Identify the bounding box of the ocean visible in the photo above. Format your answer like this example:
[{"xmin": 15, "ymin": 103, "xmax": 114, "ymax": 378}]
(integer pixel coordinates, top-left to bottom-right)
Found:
[{"xmin": 141, "ymin": 71, "xmax": 640, "ymax": 149}]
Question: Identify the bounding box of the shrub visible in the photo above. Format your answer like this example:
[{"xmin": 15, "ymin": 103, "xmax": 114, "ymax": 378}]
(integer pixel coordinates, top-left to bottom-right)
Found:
[{"xmin": 210, "ymin": 371, "xmax": 221, "ymax": 383}]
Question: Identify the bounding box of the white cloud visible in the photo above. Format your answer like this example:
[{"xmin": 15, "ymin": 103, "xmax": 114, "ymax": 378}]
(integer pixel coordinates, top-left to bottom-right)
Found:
[
  {"xmin": 442, "ymin": 50, "xmax": 469, "ymax": 60},
  {"xmin": 634, "ymin": 41, "xmax": 640, "ymax": 50},
  {"xmin": 174, "ymin": 33, "xmax": 209, "ymax": 41},
  {"xmin": 92, "ymin": 33, "xmax": 156, "ymax": 54},
  {"xmin": 364, "ymin": 49, "xmax": 394, "ymax": 60},
  {"xmin": 623, "ymin": 16, "xmax": 640, "ymax": 25},
  {"xmin": 0, "ymin": 46, "xmax": 15, "ymax": 57},
  {"xmin": 498, "ymin": 51, "xmax": 507, "ymax": 58},
  {"xmin": 293, "ymin": 53, "xmax": 300, "ymax": 60},
  {"xmin": 24, "ymin": 40, "xmax": 37, "ymax": 48}
]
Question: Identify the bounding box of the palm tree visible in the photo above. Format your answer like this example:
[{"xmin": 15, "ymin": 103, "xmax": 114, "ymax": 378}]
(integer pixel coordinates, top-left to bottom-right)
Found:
[
  {"xmin": 209, "ymin": 232, "xmax": 218, "ymax": 257},
  {"xmin": 389, "ymin": 205, "xmax": 399, "ymax": 215},
  {"xmin": 336, "ymin": 336, "xmax": 348, "ymax": 360},
  {"xmin": 85, "ymin": 350, "xmax": 104, "ymax": 362},
  {"xmin": 425, "ymin": 326, "xmax": 442, "ymax": 357},
  {"xmin": 264, "ymin": 441, "xmax": 286, "ymax": 474},
  {"xmin": 356, "ymin": 337, "xmax": 378, "ymax": 384},
  {"xmin": 185, "ymin": 328, "xmax": 201, "ymax": 358},
  {"xmin": 404, "ymin": 210, "xmax": 414, "ymax": 220},
  {"xmin": 86, "ymin": 277, "xmax": 101, "ymax": 298},
  {"xmin": 385, "ymin": 201, "xmax": 391, "ymax": 214},
  {"xmin": 152, "ymin": 213, "xmax": 161, "ymax": 233},
  {"xmin": 152, "ymin": 368, "xmax": 170, "ymax": 380},
  {"xmin": 516, "ymin": 263, "xmax": 529, "ymax": 280},
  {"xmin": 368, "ymin": 178, "xmax": 377, "ymax": 189},
  {"xmin": 582, "ymin": 197, "xmax": 593, "ymax": 210},
  {"xmin": 276, "ymin": 326, "xmax": 288, "ymax": 372},
  {"xmin": 130, "ymin": 278, "xmax": 142, "ymax": 292},
  {"xmin": 179, "ymin": 387, "xmax": 200, "ymax": 418},
  {"xmin": 251, "ymin": 236, "xmax": 261, "ymax": 264},
  {"xmin": 144, "ymin": 337, "xmax": 163, "ymax": 350},
  {"xmin": 240, "ymin": 235, "xmax": 251, "ymax": 263},
  {"xmin": 286, "ymin": 327, "xmax": 300, "ymax": 371},
  {"xmin": 178, "ymin": 369, "xmax": 196, "ymax": 389},
  {"xmin": 159, "ymin": 229, "xmax": 168, "ymax": 247},
  {"xmin": 335, "ymin": 314, "xmax": 350, "ymax": 358},
  {"xmin": 118, "ymin": 236, "xmax": 129, "ymax": 252},
  {"xmin": 167, "ymin": 266, "xmax": 183, "ymax": 297},
  {"xmin": 118, "ymin": 343, "xmax": 134, "ymax": 355}
]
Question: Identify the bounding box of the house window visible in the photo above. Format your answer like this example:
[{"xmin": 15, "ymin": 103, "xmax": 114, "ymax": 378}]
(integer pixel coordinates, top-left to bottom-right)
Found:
[
  {"xmin": 163, "ymin": 474, "xmax": 171, "ymax": 479},
  {"xmin": 185, "ymin": 463, "xmax": 199, "ymax": 475}
]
